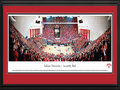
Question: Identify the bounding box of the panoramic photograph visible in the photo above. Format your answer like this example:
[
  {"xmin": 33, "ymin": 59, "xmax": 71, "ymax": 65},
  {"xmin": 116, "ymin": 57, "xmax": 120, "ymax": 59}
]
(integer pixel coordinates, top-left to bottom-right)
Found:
[{"xmin": 9, "ymin": 14, "xmax": 111, "ymax": 62}]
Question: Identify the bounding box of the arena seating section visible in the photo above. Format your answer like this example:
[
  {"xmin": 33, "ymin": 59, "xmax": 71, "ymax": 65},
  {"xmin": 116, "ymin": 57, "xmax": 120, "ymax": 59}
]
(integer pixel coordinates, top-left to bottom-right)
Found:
[
  {"xmin": 42, "ymin": 24, "xmax": 79, "ymax": 43},
  {"xmin": 9, "ymin": 23, "xmax": 111, "ymax": 61}
]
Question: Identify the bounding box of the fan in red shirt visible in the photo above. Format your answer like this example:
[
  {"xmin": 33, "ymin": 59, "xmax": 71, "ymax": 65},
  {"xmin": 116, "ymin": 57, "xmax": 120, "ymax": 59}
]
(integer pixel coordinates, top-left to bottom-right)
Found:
[{"xmin": 12, "ymin": 47, "xmax": 19, "ymax": 61}]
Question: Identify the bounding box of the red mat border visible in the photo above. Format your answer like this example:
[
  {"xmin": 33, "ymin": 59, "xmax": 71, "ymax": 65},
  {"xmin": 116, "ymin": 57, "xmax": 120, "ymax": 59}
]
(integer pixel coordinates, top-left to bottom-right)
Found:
[{"xmin": 3, "ymin": 6, "xmax": 117, "ymax": 84}]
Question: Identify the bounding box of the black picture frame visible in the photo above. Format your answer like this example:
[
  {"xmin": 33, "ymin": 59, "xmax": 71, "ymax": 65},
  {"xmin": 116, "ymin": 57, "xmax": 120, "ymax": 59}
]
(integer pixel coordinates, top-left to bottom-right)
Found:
[{"xmin": 0, "ymin": 0, "xmax": 120, "ymax": 89}]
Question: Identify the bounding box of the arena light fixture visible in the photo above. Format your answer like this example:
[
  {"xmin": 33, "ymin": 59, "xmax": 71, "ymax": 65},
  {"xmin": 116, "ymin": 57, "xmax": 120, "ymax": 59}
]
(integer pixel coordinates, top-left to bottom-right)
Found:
[{"xmin": 79, "ymin": 19, "xmax": 83, "ymax": 23}]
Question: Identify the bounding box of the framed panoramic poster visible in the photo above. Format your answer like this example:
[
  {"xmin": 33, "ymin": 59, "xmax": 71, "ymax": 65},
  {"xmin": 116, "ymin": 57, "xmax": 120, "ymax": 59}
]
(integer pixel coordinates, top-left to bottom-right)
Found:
[{"xmin": 0, "ymin": 0, "xmax": 120, "ymax": 90}]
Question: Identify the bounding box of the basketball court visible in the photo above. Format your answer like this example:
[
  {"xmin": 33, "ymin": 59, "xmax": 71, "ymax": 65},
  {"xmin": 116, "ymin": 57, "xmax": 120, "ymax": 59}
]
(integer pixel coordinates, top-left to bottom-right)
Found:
[{"xmin": 42, "ymin": 44, "xmax": 74, "ymax": 55}]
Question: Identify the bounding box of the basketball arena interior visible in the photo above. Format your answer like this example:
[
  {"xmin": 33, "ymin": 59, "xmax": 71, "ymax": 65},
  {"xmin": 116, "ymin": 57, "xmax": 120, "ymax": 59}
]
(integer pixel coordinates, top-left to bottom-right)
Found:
[{"xmin": 9, "ymin": 15, "xmax": 111, "ymax": 61}]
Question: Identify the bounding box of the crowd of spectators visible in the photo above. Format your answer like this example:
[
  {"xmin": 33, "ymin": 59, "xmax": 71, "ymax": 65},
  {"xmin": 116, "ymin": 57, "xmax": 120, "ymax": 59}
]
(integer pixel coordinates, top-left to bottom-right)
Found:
[
  {"xmin": 64, "ymin": 27, "xmax": 111, "ymax": 61},
  {"xmin": 42, "ymin": 24, "xmax": 79, "ymax": 42},
  {"xmin": 72, "ymin": 36, "xmax": 88, "ymax": 52},
  {"xmin": 9, "ymin": 23, "xmax": 111, "ymax": 61}
]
